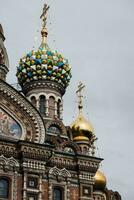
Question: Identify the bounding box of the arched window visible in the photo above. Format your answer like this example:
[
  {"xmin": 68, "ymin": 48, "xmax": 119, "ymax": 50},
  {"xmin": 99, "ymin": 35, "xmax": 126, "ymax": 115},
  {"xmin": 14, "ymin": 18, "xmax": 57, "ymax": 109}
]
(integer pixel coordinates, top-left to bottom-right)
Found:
[
  {"xmin": 57, "ymin": 100, "xmax": 61, "ymax": 119},
  {"xmin": 31, "ymin": 96, "xmax": 37, "ymax": 107},
  {"xmin": 48, "ymin": 96, "xmax": 55, "ymax": 118},
  {"xmin": 0, "ymin": 178, "xmax": 9, "ymax": 198},
  {"xmin": 48, "ymin": 125, "xmax": 61, "ymax": 135},
  {"xmin": 83, "ymin": 146, "xmax": 88, "ymax": 153},
  {"xmin": 39, "ymin": 95, "xmax": 46, "ymax": 115},
  {"xmin": 64, "ymin": 147, "xmax": 75, "ymax": 154},
  {"xmin": 54, "ymin": 187, "xmax": 63, "ymax": 200}
]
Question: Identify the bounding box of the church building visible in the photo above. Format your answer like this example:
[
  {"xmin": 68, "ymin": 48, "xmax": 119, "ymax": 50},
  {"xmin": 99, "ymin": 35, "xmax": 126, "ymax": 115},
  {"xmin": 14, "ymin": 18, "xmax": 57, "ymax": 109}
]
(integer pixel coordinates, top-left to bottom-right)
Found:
[{"xmin": 0, "ymin": 3, "xmax": 122, "ymax": 200}]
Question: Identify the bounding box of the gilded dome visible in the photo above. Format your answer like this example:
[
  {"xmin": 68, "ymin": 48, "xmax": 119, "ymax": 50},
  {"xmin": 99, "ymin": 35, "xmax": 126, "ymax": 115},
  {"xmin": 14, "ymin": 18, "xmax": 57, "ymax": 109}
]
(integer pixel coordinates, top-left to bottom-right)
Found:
[
  {"xmin": 70, "ymin": 113, "xmax": 94, "ymax": 141},
  {"xmin": 94, "ymin": 170, "xmax": 107, "ymax": 190},
  {"xmin": 16, "ymin": 47, "xmax": 72, "ymax": 89}
]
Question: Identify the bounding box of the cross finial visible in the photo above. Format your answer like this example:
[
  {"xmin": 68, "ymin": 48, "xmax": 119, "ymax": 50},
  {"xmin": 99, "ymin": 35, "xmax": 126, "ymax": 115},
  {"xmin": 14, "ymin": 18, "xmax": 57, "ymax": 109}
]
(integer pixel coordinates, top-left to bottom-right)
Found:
[
  {"xmin": 40, "ymin": 3, "xmax": 50, "ymax": 28},
  {"xmin": 40, "ymin": 3, "xmax": 50, "ymax": 48},
  {"xmin": 76, "ymin": 82, "xmax": 85, "ymax": 114}
]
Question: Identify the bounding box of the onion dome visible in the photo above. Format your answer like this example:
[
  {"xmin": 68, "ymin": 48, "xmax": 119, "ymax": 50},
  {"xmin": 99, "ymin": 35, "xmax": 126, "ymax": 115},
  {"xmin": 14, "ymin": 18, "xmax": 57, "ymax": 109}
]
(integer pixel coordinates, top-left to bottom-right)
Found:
[
  {"xmin": 70, "ymin": 113, "xmax": 94, "ymax": 142},
  {"xmin": 70, "ymin": 82, "xmax": 94, "ymax": 142},
  {"xmin": 16, "ymin": 48, "xmax": 71, "ymax": 88},
  {"xmin": 94, "ymin": 170, "xmax": 107, "ymax": 190},
  {"xmin": 16, "ymin": 4, "xmax": 71, "ymax": 90}
]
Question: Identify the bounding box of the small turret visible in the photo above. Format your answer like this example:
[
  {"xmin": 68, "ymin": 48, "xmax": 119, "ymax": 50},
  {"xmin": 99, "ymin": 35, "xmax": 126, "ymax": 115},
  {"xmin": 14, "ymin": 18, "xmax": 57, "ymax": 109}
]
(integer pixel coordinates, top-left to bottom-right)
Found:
[{"xmin": 0, "ymin": 24, "xmax": 9, "ymax": 81}]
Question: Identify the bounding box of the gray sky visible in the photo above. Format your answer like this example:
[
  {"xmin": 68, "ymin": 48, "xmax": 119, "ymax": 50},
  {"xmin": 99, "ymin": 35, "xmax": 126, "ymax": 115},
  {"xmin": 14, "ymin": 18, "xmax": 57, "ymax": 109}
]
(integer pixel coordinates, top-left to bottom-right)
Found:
[{"xmin": 1, "ymin": 0, "xmax": 134, "ymax": 199}]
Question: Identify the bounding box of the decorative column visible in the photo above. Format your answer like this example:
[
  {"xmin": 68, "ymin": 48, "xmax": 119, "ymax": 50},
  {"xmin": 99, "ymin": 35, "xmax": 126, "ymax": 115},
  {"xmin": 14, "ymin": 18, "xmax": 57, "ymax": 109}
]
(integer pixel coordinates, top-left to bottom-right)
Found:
[
  {"xmin": 66, "ymin": 180, "xmax": 70, "ymax": 200},
  {"xmin": 23, "ymin": 172, "xmax": 27, "ymax": 200},
  {"xmin": 13, "ymin": 171, "xmax": 18, "ymax": 200},
  {"xmin": 91, "ymin": 144, "xmax": 96, "ymax": 157},
  {"xmin": 46, "ymin": 98, "xmax": 49, "ymax": 117},
  {"xmin": 37, "ymin": 98, "xmax": 40, "ymax": 110},
  {"xmin": 38, "ymin": 174, "xmax": 42, "ymax": 200},
  {"xmin": 60, "ymin": 100, "xmax": 63, "ymax": 120},
  {"xmin": 48, "ymin": 182, "xmax": 52, "ymax": 200},
  {"xmin": 54, "ymin": 100, "xmax": 57, "ymax": 118}
]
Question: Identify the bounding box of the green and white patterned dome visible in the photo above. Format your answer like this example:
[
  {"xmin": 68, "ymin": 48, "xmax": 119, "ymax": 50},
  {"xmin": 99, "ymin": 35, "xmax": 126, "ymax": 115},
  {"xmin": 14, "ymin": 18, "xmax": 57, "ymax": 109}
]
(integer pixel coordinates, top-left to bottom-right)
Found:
[
  {"xmin": 16, "ymin": 4, "xmax": 72, "ymax": 90},
  {"xmin": 16, "ymin": 46, "xmax": 72, "ymax": 89}
]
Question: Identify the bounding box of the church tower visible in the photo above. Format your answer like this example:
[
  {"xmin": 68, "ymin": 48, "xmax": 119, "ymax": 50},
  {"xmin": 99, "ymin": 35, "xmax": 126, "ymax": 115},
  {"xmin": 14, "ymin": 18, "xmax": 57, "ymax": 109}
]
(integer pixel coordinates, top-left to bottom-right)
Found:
[
  {"xmin": 0, "ymin": 3, "xmax": 122, "ymax": 200},
  {"xmin": 16, "ymin": 5, "xmax": 71, "ymax": 123},
  {"xmin": 16, "ymin": 5, "xmax": 72, "ymax": 144}
]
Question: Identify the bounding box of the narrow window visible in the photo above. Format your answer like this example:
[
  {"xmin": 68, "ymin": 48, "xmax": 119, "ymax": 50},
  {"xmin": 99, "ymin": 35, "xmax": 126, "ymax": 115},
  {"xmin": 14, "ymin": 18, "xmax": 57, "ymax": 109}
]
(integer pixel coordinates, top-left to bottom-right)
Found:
[
  {"xmin": 0, "ymin": 178, "xmax": 9, "ymax": 198},
  {"xmin": 49, "ymin": 96, "xmax": 55, "ymax": 118},
  {"xmin": 54, "ymin": 188, "xmax": 63, "ymax": 200},
  {"xmin": 31, "ymin": 96, "xmax": 37, "ymax": 107},
  {"xmin": 39, "ymin": 95, "xmax": 46, "ymax": 115},
  {"xmin": 83, "ymin": 146, "xmax": 87, "ymax": 153},
  {"xmin": 57, "ymin": 100, "xmax": 61, "ymax": 119}
]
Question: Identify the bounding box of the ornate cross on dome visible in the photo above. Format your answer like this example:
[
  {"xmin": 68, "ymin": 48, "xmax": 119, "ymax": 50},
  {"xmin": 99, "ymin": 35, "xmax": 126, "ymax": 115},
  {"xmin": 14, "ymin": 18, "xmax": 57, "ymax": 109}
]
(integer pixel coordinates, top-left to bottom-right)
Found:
[
  {"xmin": 40, "ymin": 3, "xmax": 50, "ymax": 48},
  {"xmin": 76, "ymin": 82, "xmax": 85, "ymax": 114},
  {"xmin": 40, "ymin": 3, "xmax": 50, "ymax": 28}
]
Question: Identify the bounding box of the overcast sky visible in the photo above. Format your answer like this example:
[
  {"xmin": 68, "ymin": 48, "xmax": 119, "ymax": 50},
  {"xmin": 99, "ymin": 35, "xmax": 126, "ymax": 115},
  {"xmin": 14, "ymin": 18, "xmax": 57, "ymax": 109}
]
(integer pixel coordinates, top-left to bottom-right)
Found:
[{"xmin": 1, "ymin": 0, "xmax": 134, "ymax": 199}]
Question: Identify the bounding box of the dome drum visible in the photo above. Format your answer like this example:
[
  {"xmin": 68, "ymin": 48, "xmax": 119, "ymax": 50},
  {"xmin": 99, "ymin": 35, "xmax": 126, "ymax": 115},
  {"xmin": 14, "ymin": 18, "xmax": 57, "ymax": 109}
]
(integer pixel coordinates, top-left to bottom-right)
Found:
[
  {"xmin": 73, "ymin": 135, "xmax": 90, "ymax": 143},
  {"xmin": 21, "ymin": 79, "xmax": 66, "ymax": 96}
]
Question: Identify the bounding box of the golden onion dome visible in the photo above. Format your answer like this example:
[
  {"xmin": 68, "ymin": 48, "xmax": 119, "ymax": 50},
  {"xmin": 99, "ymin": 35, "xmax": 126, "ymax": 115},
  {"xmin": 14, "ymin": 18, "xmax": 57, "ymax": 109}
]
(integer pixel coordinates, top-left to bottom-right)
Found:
[
  {"xmin": 70, "ymin": 113, "xmax": 94, "ymax": 141},
  {"xmin": 94, "ymin": 170, "xmax": 107, "ymax": 190}
]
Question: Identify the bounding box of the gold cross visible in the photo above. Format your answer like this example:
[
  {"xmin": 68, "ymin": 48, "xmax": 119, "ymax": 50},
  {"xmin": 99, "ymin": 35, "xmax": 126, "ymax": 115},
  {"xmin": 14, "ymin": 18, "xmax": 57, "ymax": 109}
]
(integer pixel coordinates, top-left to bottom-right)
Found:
[
  {"xmin": 76, "ymin": 82, "xmax": 85, "ymax": 113},
  {"xmin": 40, "ymin": 3, "xmax": 50, "ymax": 27}
]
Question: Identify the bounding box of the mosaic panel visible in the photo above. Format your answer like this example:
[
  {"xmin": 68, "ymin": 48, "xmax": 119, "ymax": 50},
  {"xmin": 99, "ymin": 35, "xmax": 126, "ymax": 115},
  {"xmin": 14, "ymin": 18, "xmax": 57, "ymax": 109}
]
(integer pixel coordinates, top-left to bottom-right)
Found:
[{"xmin": 0, "ymin": 108, "xmax": 22, "ymax": 139}]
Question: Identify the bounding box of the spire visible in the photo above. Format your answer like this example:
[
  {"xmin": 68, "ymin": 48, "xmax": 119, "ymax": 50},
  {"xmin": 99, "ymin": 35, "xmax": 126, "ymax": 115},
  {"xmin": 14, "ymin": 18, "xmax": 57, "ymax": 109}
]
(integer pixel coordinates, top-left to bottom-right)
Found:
[
  {"xmin": 40, "ymin": 3, "xmax": 50, "ymax": 48},
  {"xmin": 76, "ymin": 82, "xmax": 85, "ymax": 114}
]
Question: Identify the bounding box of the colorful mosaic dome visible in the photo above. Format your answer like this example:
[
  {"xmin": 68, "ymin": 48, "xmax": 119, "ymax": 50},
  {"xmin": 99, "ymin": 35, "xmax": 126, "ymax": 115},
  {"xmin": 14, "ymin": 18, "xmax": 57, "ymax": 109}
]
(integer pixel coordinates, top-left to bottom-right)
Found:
[{"xmin": 16, "ymin": 46, "xmax": 72, "ymax": 89}]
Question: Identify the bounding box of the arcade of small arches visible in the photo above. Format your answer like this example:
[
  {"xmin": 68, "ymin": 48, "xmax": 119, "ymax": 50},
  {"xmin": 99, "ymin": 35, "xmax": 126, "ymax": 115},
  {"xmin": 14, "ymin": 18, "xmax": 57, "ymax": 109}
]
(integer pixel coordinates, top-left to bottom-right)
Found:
[
  {"xmin": 59, "ymin": 140, "xmax": 96, "ymax": 156},
  {"xmin": 29, "ymin": 93, "xmax": 62, "ymax": 119}
]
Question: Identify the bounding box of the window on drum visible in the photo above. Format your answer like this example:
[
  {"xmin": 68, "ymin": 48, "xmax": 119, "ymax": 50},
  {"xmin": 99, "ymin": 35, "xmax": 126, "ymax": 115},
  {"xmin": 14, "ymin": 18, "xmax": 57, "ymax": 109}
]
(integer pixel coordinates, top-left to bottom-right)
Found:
[{"xmin": 39, "ymin": 95, "xmax": 46, "ymax": 115}]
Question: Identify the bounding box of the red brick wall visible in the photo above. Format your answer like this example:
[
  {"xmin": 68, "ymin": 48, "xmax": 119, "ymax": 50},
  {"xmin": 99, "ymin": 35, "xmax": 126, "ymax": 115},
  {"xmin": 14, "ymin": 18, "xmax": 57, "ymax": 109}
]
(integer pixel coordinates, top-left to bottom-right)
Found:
[
  {"xmin": 69, "ymin": 187, "xmax": 79, "ymax": 200},
  {"xmin": 42, "ymin": 181, "xmax": 49, "ymax": 199},
  {"xmin": 17, "ymin": 175, "xmax": 23, "ymax": 200}
]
